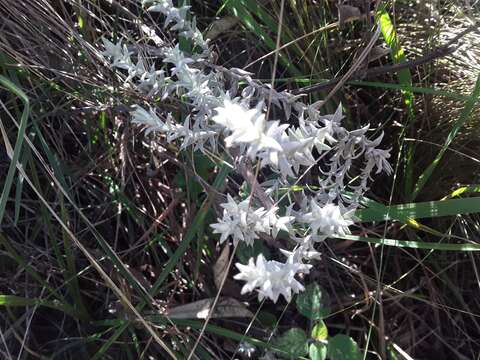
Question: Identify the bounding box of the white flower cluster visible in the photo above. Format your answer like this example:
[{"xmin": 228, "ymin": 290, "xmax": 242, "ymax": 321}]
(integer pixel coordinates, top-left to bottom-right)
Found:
[
  {"xmin": 300, "ymin": 200, "xmax": 354, "ymax": 239},
  {"xmin": 142, "ymin": 0, "xmax": 207, "ymax": 51},
  {"xmin": 234, "ymin": 254, "xmax": 311, "ymax": 303},
  {"xmin": 101, "ymin": 0, "xmax": 393, "ymax": 303},
  {"xmin": 210, "ymin": 195, "xmax": 293, "ymax": 246}
]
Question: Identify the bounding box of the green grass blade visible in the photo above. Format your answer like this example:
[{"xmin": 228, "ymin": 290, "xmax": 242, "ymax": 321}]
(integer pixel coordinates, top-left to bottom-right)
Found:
[
  {"xmin": 410, "ymin": 74, "xmax": 480, "ymax": 200},
  {"xmin": 13, "ymin": 146, "xmax": 30, "ymax": 225},
  {"xmin": 336, "ymin": 234, "xmax": 480, "ymax": 252},
  {"xmin": 357, "ymin": 197, "xmax": 480, "ymax": 222},
  {"xmin": 151, "ymin": 162, "xmax": 229, "ymax": 295},
  {"xmin": 377, "ymin": 8, "xmax": 416, "ymax": 197},
  {"xmin": 442, "ymin": 185, "xmax": 480, "ymax": 200},
  {"xmin": 377, "ymin": 10, "xmax": 414, "ymax": 107},
  {"xmin": 0, "ymin": 294, "xmax": 79, "ymax": 318},
  {"xmin": 0, "ymin": 75, "xmax": 29, "ymax": 225}
]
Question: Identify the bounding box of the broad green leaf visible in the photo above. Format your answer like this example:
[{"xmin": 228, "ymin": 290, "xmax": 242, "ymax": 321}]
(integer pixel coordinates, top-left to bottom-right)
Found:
[
  {"xmin": 310, "ymin": 322, "xmax": 328, "ymax": 359},
  {"xmin": 309, "ymin": 343, "xmax": 327, "ymax": 360},
  {"xmin": 272, "ymin": 328, "xmax": 308, "ymax": 359},
  {"xmin": 311, "ymin": 321, "xmax": 328, "ymax": 341},
  {"xmin": 296, "ymin": 283, "xmax": 331, "ymax": 320},
  {"xmin": 327, "ymin": 335, "xmax": 362, "ymax": 360}
]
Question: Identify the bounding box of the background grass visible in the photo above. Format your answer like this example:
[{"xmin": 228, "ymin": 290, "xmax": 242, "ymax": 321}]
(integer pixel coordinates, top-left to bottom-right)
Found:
[{"xmin": 0, "ymin": 0, "xmax": 480, "ymax": 359}]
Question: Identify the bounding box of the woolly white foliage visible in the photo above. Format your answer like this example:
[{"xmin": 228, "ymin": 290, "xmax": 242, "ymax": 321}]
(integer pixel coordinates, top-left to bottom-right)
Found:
[{"xmin": 102, "ymin": 0, "xmax": 393, "ymax": 303}]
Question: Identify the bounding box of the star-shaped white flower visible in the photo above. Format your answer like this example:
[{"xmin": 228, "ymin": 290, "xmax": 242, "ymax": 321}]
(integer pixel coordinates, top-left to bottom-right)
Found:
[
  {"xmin": 101, "ymin": 38, "xmax": 132, "ymax": 70},
  {"xmin": 234, "ymin": 254, "xmax": 311, "ymax": 303},
  {"xmin": 212, "ymin": 100, "xmax": 282, "ymax": 158},
  {"xmin": 131, "ymin": 106, "xmax": 169, "ymax": 135},
  {"xmin": 210, "ymin": 195, "xmax": 269, "ymax": 246},
  {"xmin": 301, "ymin": 200, "xmax": 354, "ymax": 237}
]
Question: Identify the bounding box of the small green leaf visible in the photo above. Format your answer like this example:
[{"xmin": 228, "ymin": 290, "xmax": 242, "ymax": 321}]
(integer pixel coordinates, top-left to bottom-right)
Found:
[
  {"xmin": 327, "ymin": 335, "xmax": 362, "ymax": 360},
  {"xmin": 272, "ymin": 328, "xmax": 308, "ymax": 359},
  {"xmin": 309, "ymin": 343, "xmax": 327, "ymax": 360},
  {"xmin": 296, "ymin": 283, "xmax": 331, "ymax": 320},
  {"xmin": 311, "ymin": 321, "xmax": 328, "ymax": 341},
  {"xmin": 78, "ymin": 16, "xmax": 84, "ymax": 29}
]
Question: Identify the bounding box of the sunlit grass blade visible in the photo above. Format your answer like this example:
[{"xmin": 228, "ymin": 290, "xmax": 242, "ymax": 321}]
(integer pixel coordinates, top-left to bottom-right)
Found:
[
  {"xmin": 442, "ymin": 185, "xmax": 480, "ymax": 200},
  {"xmin": 377, "ymin": 8, "xmax": 416, "ymax": 197},
  {"xmin": 336, "ymin": 234, "xmax": 480, "ymax": 252},
  {"xmin": 357, "ymin": 197, "xmax": 480, "ymax": 222}
]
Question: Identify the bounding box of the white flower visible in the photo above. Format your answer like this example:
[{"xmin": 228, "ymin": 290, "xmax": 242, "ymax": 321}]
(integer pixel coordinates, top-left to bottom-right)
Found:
[
  {"xmin": 137, "ymin": 67, "xmax": 166, "ymax": 97},
  {"xmin": 180, "ymin": 17, "xmax": 208, "ymax": 50},
  {"xmin": 238, "ymin": 342, "xmax": 256, "ymax": 358},
  {"xmin": 144, "ymin": 0, "xmax": 173, "ymax": 13},
  {"xmin": 234, "ymin": 254, "xmax": 311, "ymax": 303},
  {"xmin": 210, "ymin": 195, "xmax": 269, "ymax": 246},
  {"xmin": 258, "ymin": 124, "xmax": 315, "ymax": 178},
  {"xmin": 365, "ymin": 147, "xmax": 393, "ymax": 175},
  {"xmin": 301, "ymin": 200, "xmax": 354, "ymax": 237},
  {"xmin": 212, "ymin": 100, "xmax": 282, "ymax": 158},
  {"xmin": 264, "ymin": 206, "xmax": 294, "ymax": 238},
  {"xmin": 101, "ymin": 38, "xmax": 132, "ymax": 70},
  {"xmin": 169, "ymin": 115, "xmax": 216, "ymax": 151},
  {"xmin": 101, "ymin": 3, "xmax": 395, "ymax": 308},
  {"xmin": 125, "ymin": 58, "xmax": 146, "ymax": 82},
  {"xmin": 282, "ymin": 237, "xmax": 322, "ymax": 261},
  {"xmin": 145, "ymin": 0, "xmax": 207, "ymax": 50},
  {"xmin": 163, "ymin": 45, "xmax": 195, "ymax": 75},
  {"xmin": 131, "ymin": 106, "xmax": 169, "ymax": 134}
]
